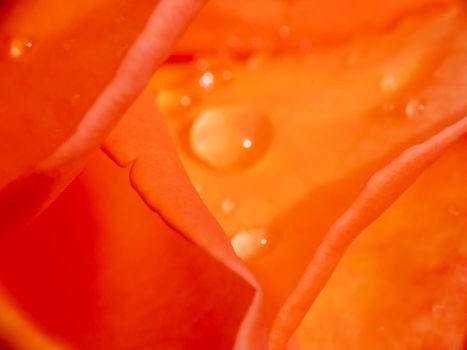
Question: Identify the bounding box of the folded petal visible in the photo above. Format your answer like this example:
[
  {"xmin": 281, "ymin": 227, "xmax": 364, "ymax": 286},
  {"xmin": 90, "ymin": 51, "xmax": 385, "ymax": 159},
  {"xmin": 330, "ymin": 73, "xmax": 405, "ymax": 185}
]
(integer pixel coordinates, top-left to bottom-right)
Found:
[
  {"xmin": 0, "ymin": 145, "xmax": 257, "ymax": 349},
  {"xmin": 104, "ymin": 88, "xmax": 267, "ymax": 349},
  {"xmin": 0, "ymin": 0, "xmax": 205, "ymax": 231}
]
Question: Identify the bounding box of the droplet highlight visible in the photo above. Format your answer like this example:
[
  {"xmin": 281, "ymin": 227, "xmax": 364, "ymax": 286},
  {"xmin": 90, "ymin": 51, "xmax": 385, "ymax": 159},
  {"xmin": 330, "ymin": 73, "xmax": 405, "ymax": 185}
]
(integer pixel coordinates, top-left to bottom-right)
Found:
[
  {"xmin": 190, "ymin": 105, "xmax": 273, "ymax": 171},
  {"xmin": 231, "ymin": 228, "xmax": 270, "ymax": 261},
  {"xmin": 199, "ymin": 71, "xmax": 215, "ymax": 89}
]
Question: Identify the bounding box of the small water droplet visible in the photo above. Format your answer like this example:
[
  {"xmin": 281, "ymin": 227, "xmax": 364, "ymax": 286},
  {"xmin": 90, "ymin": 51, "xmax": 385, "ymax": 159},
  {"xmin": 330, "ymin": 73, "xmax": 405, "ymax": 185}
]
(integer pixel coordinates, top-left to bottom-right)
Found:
[
  {"xmin": 247, "ymin": 56, "xmax": 262, "ymax": 70},
  {"xmin": 180, "ymin": 95, "xmax": 192, "ymax": 107},
  {"xmin": 221, "ymin": 199, "xmax": 236, "ymax": 214},
  {"xmin": 405, "ymin": 99, "xmax": 425, "ymax": 119},
  {"xmin": 9, "ymin": 37, "xmax": 33, "ymax": 59},
  {"xmin": 199, "ymin": 71, "xmax": 215, "ymax": 89},
  {"xmin": 431, "ymin": 303, "xmax": 443, "ymax": 315},
  {"xmin": 156, "ymin": 90, "xmax": 193, "ymax": 117},
  {"xmin": 278, "ymin": 25, "xmax": 291, "ymax": 39},
  {"xmin": 380, "ymin": 74, "xmax": 399, "ymax": 94},
  {"xmin": 382, "ymin": 102, "xmax": 397, "ymax": 112},
  {"xmin": 190, "ymin": 105, "xmax": 273, "ymax": 171},
  {"xmin": 242, "ymin": 139, "xmax": 252, "ymax": 149},
  {"xmin": 231, "ymin": 227, "xmax": 270, "ymax": 261}
]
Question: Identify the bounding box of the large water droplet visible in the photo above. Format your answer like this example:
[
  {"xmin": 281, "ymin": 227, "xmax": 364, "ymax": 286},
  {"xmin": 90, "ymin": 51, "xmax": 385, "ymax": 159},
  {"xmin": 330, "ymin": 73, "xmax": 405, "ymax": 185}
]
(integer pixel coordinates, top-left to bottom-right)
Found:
[
  {"xmin": 190, "ymin": 105, "xmax": 273, "ymax": 171},
  {"xmin": 9, "ymin": 37, "xmax": 33, "ymax": 60},
  {"xmin": 231, "ymin": 228, "xmax": 270, "ymax": 261}
]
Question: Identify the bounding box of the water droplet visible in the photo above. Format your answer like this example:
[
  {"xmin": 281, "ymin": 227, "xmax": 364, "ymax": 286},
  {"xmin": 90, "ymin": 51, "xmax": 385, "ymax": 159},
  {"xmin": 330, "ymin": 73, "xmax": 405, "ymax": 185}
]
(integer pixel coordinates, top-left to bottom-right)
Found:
[
  {"xmin": 382, "ymin": 102, "xmax": 397, "ymax": 112},
  {"xmin": 431, "ymin": 303, "xmax": 443, "ymax": 315},
  {"xmin": 278, "ymin": 25, "xmax": 291, "ymax": 39},
  {"xmin": 9, "ymin": 37, "xmax": 33, "ymax": 59},
  {"xmin": 156, "ymin": 90, "xmax": 193, "ymax": 117},
  {"xmin": 190, "ymin": 105, "xmax": 273, "ymax": 171},
  {"xmin": 247, "ymin": 56, "xmax": 262, "ymax": 70},
  {"xmin": 242, "ymin": 139, "xmax": 252, "ymax": 149},
  {"xmin": 380, "ymin": 74, "xmax": 399, "ymax": 94},
  {"xmin": 199, "ymin": 71, "xmax": 215, "ymax": 89},
  {"xmin": 221, "ymin": 199, "xmax": 236, "ymax": 214},
  {"xmin": 180, "ymin": 95, "xmax": 192, "ymax": 107},
  {"xmin": 231, "ymin": 227, "xmax": 270, "ymax": 261},
  {"xmin": 405, "ymin": 98, "xmax": 425, "ymax": 118}
]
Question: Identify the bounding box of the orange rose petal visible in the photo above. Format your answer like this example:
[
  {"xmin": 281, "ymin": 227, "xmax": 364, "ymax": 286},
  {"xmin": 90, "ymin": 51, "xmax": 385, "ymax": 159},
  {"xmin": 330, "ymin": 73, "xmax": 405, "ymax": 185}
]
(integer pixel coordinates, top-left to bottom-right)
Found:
[
  {"xmin": 103, "ymin": 88, "xmax": 268, "ymax": 349},
  {"xmin": 173, "ymin": 0, "xmax": 459, "ymax": 55},
  {"xmin": 0, "ymin": 146, "xmax": 259, "ymax": 349},
  {"xmin": 0, "ymin": 288, "xmax": 67, "ymax": 349},
  {"xmin": 0, "ymin": 0, "xmax": 206, "ymax": 232},
  {"xmin": 297, "ymin": 139, "xmax": 467, "ymax": 349},
  {"xmin": 154, "ymin": 4, "xmax": 467, "ymax": 330},
  {"xmin": 269, "ymin": 114, "xmax": 467, "ymax": 349}
]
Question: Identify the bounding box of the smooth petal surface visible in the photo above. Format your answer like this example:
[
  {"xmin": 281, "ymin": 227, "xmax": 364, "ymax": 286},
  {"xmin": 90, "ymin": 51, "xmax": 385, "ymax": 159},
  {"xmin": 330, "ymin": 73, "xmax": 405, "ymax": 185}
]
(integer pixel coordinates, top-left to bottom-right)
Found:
[{"xmin": 0, "ymin": 147, "xmax": 256, "ymax": 349}]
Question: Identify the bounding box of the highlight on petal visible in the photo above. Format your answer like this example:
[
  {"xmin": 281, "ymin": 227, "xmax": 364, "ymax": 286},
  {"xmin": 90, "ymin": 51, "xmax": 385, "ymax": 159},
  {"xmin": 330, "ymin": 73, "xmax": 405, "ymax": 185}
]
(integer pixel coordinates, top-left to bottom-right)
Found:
[{"xmin": 0, "ymin": 288, "xmax": 67, "ymax": 349}]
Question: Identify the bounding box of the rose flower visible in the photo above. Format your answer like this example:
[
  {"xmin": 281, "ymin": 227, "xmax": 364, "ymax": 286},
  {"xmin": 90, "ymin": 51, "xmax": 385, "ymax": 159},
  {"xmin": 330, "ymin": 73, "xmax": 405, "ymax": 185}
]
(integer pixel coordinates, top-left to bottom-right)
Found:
[{"xmin": 0, "ymin": 0, "xmax": 466, "ymax": 349}]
